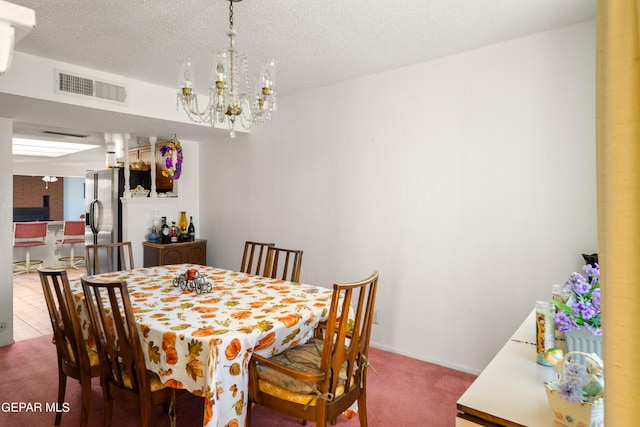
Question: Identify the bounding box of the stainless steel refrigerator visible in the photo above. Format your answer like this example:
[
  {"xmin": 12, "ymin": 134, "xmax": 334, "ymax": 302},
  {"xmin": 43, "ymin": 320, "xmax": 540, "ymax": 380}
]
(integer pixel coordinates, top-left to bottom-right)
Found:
[{"xmin": 85, "ymin": 168, "xmax": 125, "ymax": 250}]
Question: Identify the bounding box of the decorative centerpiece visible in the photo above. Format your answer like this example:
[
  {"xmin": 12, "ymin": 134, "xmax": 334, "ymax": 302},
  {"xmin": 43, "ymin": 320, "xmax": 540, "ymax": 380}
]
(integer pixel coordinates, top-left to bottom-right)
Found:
[
  {"xmin": 545, "ymin": 351, "xmax": 604, "ymax": 427},
  {"xmin": 160, "ymin": 136, "xmax": 183, "ymax": 180},
  {"xmin": 552, "ymin": 263, "xmax": 602, "ymax": 358},
  {"xmin": 173, "ymin": 269, "xmax": 212, "ymax": 294},
  {"xmin": 131, "ymin": 185, "xmax": 150, "ymax": 198}
]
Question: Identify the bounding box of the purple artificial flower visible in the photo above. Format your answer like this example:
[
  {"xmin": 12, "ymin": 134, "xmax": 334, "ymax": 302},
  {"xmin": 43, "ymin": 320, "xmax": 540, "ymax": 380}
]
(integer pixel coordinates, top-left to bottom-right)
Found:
[
  {"xmin": 563, "ymin": 361, "xmax": 590, "ymax": 385},
  {"xmin": 566, "ymin": 272, "xmax": 590, "ymax": 296},
  {"xmin": 573, "ymin": 301, "xmax": 598, "ymax": 320},
  {"xmin": 554, "ymin": 310, "xmax": 578, "ymax": 332},
  {"xmin": 554, "ymin": 264, "xmax": 603, "ymax": 336},
  {"xmin": 582, "ymin": 263, "xmax": 600, "ymax": 282},
  {"xmin": 592, "ymin": 288, "xmax": 601, "ymax": 308},
  {"xmin": 558, "ymin": 382, "xmax": 583, "ymax": 403},
  {"xmin": 585, "ymin": 324, "xmax": 603, "ymax": 336}
]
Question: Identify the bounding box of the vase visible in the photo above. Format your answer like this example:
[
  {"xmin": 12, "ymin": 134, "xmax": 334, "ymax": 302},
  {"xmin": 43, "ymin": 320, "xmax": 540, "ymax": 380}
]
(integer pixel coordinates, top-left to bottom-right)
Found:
[
  {"xmin": 564, "ymin": 327, "xmax": 602, "ymax": 359},
  {"xmin": 178, "ymin": 211, "xmax": 189, "ymax": 234}
]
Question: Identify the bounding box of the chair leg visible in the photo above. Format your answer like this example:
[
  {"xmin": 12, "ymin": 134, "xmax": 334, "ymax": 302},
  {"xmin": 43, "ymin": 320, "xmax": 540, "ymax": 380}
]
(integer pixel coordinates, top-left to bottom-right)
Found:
[
  {"xmin": 55, "ymin": 358, "xmax": 67, "ymax": 426},
  {"xmin": 315, "ymin": 403, "xmax": 327, "ymax": 427},
  {"xmin": 245, "ymin": 401, "xmax": 252, "ymax": 427},
  {"xmin": 13, "ymin": 248, "xmax": 42, "ymax": 275},
  {"xmin": 25, "ymin": 248, "xmax": 31, "ymax": 273},
  {"xmin": 103, "ymin": 386, "xmax": 113, "ymax": 427},
  {"xmin": 140, "ymin": 400, "xmax": 152, "ymax": 427},
  {"xmin": 358, "ymin": 392, "xmax": 368, "ymax": 427},
  {"xmin": 79, "ymin": 373, "xmax": 92, "ymax": 427},
  {"xmin": 168, "ymin": 389, "xmax": 177, "ymax": 427}
]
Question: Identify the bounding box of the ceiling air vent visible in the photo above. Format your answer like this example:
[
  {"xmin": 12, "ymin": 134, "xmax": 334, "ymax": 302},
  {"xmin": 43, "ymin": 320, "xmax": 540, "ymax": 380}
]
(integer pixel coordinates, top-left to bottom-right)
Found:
[{"xmin": 54, "ymin": 69, "xmax": 128, "ymax": 105}]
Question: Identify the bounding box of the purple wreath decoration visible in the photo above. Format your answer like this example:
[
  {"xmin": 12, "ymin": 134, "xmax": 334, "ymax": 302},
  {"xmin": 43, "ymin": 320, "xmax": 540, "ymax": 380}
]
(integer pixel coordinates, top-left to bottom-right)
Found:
[{"xmin": 160, "ymin": 139, "xmax": 183, "ymax": 180}]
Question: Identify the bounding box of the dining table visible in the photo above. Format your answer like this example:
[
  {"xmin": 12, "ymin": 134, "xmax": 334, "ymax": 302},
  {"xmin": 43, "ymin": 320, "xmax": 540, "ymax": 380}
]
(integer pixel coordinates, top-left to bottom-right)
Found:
[{"xmin": 68, "ymin": 263, "xmax": 336, "ymax": 427}]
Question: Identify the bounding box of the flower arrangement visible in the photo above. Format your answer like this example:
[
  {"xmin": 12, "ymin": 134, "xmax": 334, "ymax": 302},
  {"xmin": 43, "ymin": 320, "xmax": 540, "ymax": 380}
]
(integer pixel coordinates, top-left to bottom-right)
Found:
[
  {"xmin": 552, "ymin": 264, "xmax": 601, "ymax": 336},
  {"xmin": 545, "ymin": 351, "xmax": 604, "ymax": 427},
  {"xmin": 556, "ymin": 354, "xmax": 604, "ymax": 403},
  {"xmin": 160, "ymin": 139, "xmax": 183, "ymax": 180}
]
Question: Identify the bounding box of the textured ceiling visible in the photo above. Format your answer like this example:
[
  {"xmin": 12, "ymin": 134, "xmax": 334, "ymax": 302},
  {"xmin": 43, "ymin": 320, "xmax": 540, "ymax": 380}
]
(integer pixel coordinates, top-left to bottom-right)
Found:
[
  {"xmin": 4, "ymin": 0, "xmax": 596, "ymax": 159},
  {"xmin": 9, "ymin": 0, "xmax": 596, "ymax": 97}
]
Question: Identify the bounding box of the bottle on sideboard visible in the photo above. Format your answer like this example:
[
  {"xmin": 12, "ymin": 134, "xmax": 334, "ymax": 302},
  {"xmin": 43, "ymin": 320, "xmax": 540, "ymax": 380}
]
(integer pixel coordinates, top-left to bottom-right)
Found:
[
  {"xmin": 160, "ymin": 216, "xmax": 170, "ymax": 244},
  {"xmin": 148, "ymin": 225, "xmax": 159, "ymax": 243},
  {"xmin": 188, "ymin": 216, "xmax": 195, "ymax": 241},
  {"xmin": 170, "ymin": 221, "xmax": 178, "ymax": 243},
  {"xmin": 178, "ymin": 211, "xmax": 188, "ymax": 234}
]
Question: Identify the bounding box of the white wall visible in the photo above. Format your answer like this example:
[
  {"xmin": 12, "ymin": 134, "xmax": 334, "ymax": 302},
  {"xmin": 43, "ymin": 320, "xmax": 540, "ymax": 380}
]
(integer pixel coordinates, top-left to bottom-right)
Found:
[
  {"xmin": 198, "ymin": 21, "xmax": 597, "ymax": 374},
  {"xmin": 1, "ymin": 118, "xmax": 14, "ymax": 346}
]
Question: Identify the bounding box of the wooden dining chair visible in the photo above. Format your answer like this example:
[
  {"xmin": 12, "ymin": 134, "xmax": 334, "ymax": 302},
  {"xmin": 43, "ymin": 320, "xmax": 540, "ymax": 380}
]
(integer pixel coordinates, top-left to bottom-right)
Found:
[
  {"xmin": 247, "ymin": 271, "xmax": 379, "ymax": 427},
  {"xmin": 262, "ymin": 246, "xmax": 303, "ymax": 283},
  {"xmin": 240, "ymin": 241, "xmax": 275, "ymax": 275},
  {"xmin": 84, "ymin": 241, "xmax": 134, "ymax": 275},
  {"xmin": 80, "ymin": 276, "xmax": 178, "ymax": 427},
  {"xmin": 38, "ymin": 268, "xmax": 101, "ymax": 427}
]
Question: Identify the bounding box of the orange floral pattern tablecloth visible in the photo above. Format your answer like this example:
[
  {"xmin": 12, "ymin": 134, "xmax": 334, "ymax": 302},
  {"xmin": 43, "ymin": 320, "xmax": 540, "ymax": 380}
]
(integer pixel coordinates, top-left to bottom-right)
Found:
[{"xmin": 68, "ymin": 264, "xmax": 334, "ymax": 427}]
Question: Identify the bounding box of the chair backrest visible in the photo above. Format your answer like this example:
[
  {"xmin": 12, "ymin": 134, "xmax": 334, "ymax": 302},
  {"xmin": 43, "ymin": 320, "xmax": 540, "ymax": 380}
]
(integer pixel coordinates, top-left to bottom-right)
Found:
[
  {"xmin": 58, "ymin": 220, "xmax": 85, "ymax": 244},
  {"xmin": 319, "ymin": 271, "xmax": 379, "ymax": 399},
  {"xmin": 13, "ymin": 222, "xmax": 48, "ymax": 246},
  {"xmin": 85, "ymin": 242, "xmax": 134, "ymax": 275},
  {"xmin": 262, "ymin": 246, "xmax": 303, "ymax": 283},
  {"xmin": 240, "ymin": 241, "xmax": 275, "ymax": 275},
  {"xmin": 80, "ymin": 277, "xmax": 151, "ymax": 397},
  {"xmin": 38, "ymin": 268, "xmax": 90, "ymax": 370}
]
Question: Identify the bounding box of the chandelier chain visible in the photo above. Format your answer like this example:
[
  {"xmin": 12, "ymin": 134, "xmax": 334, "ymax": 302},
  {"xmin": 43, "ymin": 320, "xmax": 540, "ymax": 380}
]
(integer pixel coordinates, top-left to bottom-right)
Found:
[{"xmin": 229, "ymin": 0, "xmax": 234, "ymax": 31}]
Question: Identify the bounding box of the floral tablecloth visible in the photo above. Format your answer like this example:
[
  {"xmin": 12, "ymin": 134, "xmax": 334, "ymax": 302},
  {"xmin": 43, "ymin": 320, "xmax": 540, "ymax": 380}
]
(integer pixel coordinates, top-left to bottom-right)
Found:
[{"xmin": 68, "ymin": 264, "xmax": 334, "ymax": 427}]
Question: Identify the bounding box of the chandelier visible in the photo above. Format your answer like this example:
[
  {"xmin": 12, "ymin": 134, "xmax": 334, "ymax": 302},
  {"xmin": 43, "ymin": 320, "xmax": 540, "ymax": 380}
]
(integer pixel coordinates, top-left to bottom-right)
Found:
[{"xmin": 176, "ymin": 0, "xmax": 277, "ymax": 138}]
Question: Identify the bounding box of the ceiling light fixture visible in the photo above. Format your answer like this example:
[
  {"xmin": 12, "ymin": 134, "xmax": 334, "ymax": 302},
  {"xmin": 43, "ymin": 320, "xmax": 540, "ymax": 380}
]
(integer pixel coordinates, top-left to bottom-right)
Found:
[
  {"xmin": 42, "ymin": 175, "xmax": 58, "ymax": 189},
  {"xmin": 176, "ymin": 0, "xmax": 276, "ymax": 138},
  {"xmin": 12, "ymin": 138, "xmax": 101, "ymax": 157}
]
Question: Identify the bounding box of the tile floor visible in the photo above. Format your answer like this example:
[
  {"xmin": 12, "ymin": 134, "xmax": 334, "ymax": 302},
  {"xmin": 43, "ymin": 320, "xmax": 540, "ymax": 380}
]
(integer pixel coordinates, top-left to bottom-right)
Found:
[{"xmin": 12, "ymin": 267, "xmax": 85, "ymax": 342}]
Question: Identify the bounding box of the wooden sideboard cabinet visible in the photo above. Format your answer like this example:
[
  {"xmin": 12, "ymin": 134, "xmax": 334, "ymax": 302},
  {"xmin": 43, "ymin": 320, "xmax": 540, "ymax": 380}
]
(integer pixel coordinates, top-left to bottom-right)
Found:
[{"xmin": 143, "ymin": 239, "xmax": 207, "ymax": 267}]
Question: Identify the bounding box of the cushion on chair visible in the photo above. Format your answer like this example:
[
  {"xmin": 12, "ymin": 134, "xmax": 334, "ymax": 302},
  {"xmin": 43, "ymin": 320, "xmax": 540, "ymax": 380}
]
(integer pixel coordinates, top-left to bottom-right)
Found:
[
  {"xmin": 118, "ymin": 366, "xmax": 168, "ymax": 392},
  {"xmin": 256, "ymin": 338, "xmax": 348, "ymax": 395},
  {"xmin": 65, "ymin": 342, "xmax": 100, "ymax": 367},
  {"xmin": 257, "ymin": 379, "xmax": 345, "ymax": 407}
]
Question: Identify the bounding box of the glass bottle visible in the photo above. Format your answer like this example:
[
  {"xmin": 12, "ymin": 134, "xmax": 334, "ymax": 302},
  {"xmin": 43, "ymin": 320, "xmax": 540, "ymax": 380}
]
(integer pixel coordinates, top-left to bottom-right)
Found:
[
  {"xmin": 160, "ymin": 216, "xmax": 170, "ymax": 244},
  {"xmin": 148, "ymin": 225, "xmax": 158, "ymax": 243},
  {"xmin": 178, "ymin": 211, "xmax": 189, "ymax": 234},
  {"xmin": 188, "ymin": 216, "xmax": 195, "ymax": 241},
  {"xmin": 170, "ymin": 221, "xmax": 178, "ymax": 243},
  {"xmin": 535, "ymin": 300, "xmax": 556, "ymax": 366}
]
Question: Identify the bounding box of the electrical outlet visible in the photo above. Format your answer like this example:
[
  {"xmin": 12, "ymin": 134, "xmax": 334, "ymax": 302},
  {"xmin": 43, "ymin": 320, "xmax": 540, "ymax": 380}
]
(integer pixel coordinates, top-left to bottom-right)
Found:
[
  {"xmin": 0, "ymin": 322, "xmax": 7, "ymax": 333},
  {"xmin": 373, "ymin": 311, "xmax": 380, "ymax": 325}
]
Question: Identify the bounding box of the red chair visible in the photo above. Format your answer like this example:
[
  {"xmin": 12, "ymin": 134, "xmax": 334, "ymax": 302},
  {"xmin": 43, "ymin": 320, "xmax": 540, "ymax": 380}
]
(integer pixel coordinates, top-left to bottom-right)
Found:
[
  {"xmin": 56, "ymin": 220, "xmax": 85, "ymax": 268},
  {"xmin": 13, "ymin": 222, "xmax": 48, "ymax": 274}
]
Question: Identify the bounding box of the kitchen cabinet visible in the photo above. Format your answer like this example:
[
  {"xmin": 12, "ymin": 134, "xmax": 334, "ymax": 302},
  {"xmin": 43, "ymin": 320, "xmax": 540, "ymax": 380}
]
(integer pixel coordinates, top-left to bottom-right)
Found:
[{"xmin": 142, "ymin": 239, "xmax": 207, "ymax": 267}]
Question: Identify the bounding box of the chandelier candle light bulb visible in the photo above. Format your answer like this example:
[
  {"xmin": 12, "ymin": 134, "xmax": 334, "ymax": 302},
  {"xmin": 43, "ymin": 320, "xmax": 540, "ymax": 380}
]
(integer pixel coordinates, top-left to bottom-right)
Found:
[{"xmin": 176, "ymin": 0, "xmax": 277, "ymax": 138}]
